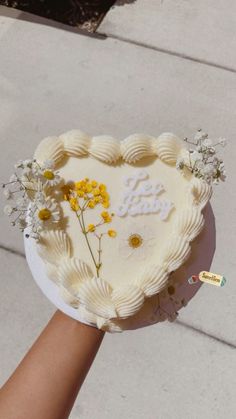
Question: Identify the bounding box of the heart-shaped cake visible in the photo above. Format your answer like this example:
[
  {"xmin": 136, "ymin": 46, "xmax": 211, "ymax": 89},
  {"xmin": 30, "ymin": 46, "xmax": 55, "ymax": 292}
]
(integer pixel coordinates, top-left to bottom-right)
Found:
[
  {"xmin": 24, "ymin": 129, "xmax": 213, "ymax": 332},
  {"xmin": 4, "ymin": 129, "xmax": 227, "ymax": 331}
]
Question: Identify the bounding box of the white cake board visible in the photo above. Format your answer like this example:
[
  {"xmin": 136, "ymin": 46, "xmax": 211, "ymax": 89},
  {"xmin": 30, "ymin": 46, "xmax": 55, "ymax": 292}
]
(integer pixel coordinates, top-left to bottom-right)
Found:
[{"xmin": 24, "ymin": 233, "xmax": 97, "ymax": 329}]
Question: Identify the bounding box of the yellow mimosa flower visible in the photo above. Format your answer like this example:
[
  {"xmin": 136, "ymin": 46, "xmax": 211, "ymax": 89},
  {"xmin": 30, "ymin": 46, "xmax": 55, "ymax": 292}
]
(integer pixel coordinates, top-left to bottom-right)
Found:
[
  {"xmin": 102, "ymin": 200, "xmax": 110, "ymax": 208},
  {"xmin": 87, "ymin": 223, "xmax": 95, "ymax": 232},
  {"xmin": 99, "ymin": 184, "xmax": 107, "ymax": 192},
  {"xmin": 69, "ymin": 197, "xmax": 79, "ymax": 211},
  {"xmin": 77, "ymin": 190, "xmax": 85, "ymax": 197},
  {"xmin": 101, "ymin": 191, "xmax": 109, "ymax": 200},
  {"xmin": 88, "ymin": 200, "xmax": 96, "ymax": 209},
  {"xmin": 84, "ymin": 183, "xmax": 92, "ymax": 193},
  {"xmin": 75, "ymin": 181, "xmax": 83, "ymax": 190},
  {"xmin": 101, "ymin": 211, "xmax": 112, "ymax": 223},
  {"xmin": 92, "ymin": 188, "xmax": 100, "ymax": 197},
  {"xmin": 108, "ymin": 229, "xmax": 117, "ymax": 238},
  {"xmin": 94, "ymin": 196, "xmax": 101, "ymax": 204},
  {"xmin": 91, "ymin": 180, "xmax": 98, "ymax": 188}
]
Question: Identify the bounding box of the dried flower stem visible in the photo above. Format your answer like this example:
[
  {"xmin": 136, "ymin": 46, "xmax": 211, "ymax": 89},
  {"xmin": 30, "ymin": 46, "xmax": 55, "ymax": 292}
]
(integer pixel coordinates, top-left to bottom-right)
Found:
[{"xmin": 76, "ymin": 209, "xmax": 101, "ymax": 277}]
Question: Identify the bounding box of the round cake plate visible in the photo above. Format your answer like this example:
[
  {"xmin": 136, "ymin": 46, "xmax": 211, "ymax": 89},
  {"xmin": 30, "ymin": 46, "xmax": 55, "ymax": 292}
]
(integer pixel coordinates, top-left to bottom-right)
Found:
[{"xmin": 24, "ymin": 232, "xmax": 97, "ymax": 329}]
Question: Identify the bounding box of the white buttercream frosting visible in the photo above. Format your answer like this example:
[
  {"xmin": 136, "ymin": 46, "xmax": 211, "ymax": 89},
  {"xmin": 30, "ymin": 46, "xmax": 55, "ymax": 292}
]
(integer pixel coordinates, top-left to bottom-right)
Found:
[
  {"xmin": 78, "ymin": 277, "xmax": 116, "ymax": 319},
  {"xmin": 89, "ymin": 136, "xmax": 121, "ymax": 164},
  {"xmin": 176, "ymin": 208, "xmax": 204, "ymax": 241},
  {"xmin": 111, "ymin": 284, "xmax": 145, "ymax": 319},
  {"xmin": 160, "ymin": 237, "xmax": 191, "ymax": 273},
  {"xmin": 155, "ymin": 133, "xmax": 183, "ymax": 164},
  {"xmin": 37, "ymin": 230, "xmax": 71, "ymax": 265},
  {"xmin": 120, "ymin": 134, "xmax": 156, "ymax": 163},
  {"xmin": 34, "ymin": 136, "xmax": 64, "ymax": 165},
  {"xmin": 58, "ymin": 257, "xmax": 93, "ymax": 295},
  {"xmin": 60, "ymin": 129, "xmax": 91, "ymax": 156},
  {"xmin": 190, "ymin": 177, "xmax": 213, "ymax": 209},
  {"xmin": 135, "ymin": 265, "xmax": 168, "ymax": 297}
]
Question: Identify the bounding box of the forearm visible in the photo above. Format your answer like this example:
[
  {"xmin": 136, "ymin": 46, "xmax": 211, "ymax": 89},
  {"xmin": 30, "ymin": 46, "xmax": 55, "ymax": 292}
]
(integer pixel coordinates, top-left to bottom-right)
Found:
[{"xmin": 0, "ymin": 310, "xmax": 105, "ymax": 419}]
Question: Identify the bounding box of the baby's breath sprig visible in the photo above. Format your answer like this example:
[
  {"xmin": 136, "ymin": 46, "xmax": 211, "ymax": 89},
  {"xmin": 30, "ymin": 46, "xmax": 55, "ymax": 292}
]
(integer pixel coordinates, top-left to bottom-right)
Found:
[
  {"xmin": 2, "ymin": 159, "xmax": 62, "ymax": 240},
  {"xmin": 176, "ymin": 129, "xmax": 227, "ymax": 184},
  {"xmin": 65, "ymin": 177, "xmax": 117, "ymax": 277}
]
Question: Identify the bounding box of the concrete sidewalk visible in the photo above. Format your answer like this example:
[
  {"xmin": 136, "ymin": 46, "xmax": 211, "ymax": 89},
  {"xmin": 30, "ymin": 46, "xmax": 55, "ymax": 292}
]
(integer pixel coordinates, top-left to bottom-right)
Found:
[{"xmin": 0, "ymin": 2, "xmax": 235, "ymax": 418}]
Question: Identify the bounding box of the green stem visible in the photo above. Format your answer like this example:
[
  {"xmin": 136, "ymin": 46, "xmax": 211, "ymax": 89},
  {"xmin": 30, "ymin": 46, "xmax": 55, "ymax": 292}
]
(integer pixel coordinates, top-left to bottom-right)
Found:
[
  {"xmin": 78, "ymin": 210, "xmax": 100, "ymax": 277},
  {"xmin": 97, "ymin": 234, "xmax": 103, "ymax": 276}
]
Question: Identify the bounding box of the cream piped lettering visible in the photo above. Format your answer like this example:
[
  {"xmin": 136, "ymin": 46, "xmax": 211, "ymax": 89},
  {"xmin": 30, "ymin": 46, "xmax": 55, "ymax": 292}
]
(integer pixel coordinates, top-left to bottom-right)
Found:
[{"xmin": 114, "ymin": 170, "xmax": 175, "ymax": 220}]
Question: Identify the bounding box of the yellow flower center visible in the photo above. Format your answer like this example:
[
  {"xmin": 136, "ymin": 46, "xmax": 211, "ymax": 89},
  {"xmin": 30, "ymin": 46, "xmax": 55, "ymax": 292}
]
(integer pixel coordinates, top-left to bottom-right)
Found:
[
  {"xmin": 38, "ymin": 208, "xmax": 51, "ymax": 221},
  {"xmin": 128, "ymin": 234, "xmax": 143, "ymax": 249},
  {"xmin": 43, "ymin": 170, "xmax": 55, "ymax": 180}
]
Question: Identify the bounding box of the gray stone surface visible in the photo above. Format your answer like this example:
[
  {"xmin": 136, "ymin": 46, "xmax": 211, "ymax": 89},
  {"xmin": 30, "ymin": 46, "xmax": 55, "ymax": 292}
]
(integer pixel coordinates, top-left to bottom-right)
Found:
[
  {"xmin": 0, "ymin": 6, "xmax": 236, "ymax": 419},
  {"xmin": 0, "ymin": 250, "xmax": 54, "ymax": 385},
  {"xmin": 0, "ymin": 250, "xmax": 236, "ymax": 419},
  {"xmin": 100, "ymin": 0, "xmax": 236, "ymax": 71},
  {"xmin": 72, "ymin": 326, "xmax": 236, "ymax": 419}
]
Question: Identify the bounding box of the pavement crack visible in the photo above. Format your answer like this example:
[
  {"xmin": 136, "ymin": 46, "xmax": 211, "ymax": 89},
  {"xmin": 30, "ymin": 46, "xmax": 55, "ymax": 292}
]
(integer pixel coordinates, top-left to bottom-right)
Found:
[
  {"xmin": 176, "ymin": 319, "xmax": 236, "ymax": 349},
  {"xmin": 98, "ymin": 32, "xmax": 236, "ymax": 74},
  {"xmin": 0, "ymin": 244, "xmax": 25, "ymax": 258}
]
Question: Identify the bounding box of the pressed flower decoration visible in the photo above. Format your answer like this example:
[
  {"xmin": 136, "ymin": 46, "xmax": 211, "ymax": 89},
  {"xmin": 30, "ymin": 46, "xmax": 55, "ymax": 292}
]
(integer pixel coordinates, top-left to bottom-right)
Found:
[
  {"xmin": 176, "ymin": 129, "xmax": 227, "ymax": 184},
  {"xmin": 64, "ymin": 177, "xmax": 117, "ymax": 277},
  {"xmin": 2, "ymin": 159, "xmax": 62, "ymax": 240},
  {"xmin": 118, "ymin": 223, "xmax": 156, "ymax": 260}
]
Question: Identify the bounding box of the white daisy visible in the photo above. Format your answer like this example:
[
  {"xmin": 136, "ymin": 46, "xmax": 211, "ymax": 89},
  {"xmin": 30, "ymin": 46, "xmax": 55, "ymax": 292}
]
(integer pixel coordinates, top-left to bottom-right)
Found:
[
  {"xmin": 41, "ymin": 169, "xmax": 62, "ymax": 188},
  {"xmin": 36, "ymin": 161, "xmax": 62, "ymax": 188},
  {"xmin": 119, "ymin": 223, "xmax": 156, "ymax": 260},
  {"xmin": 29, "ymin": 196, "xmax": 61, "ymax": 229}
]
